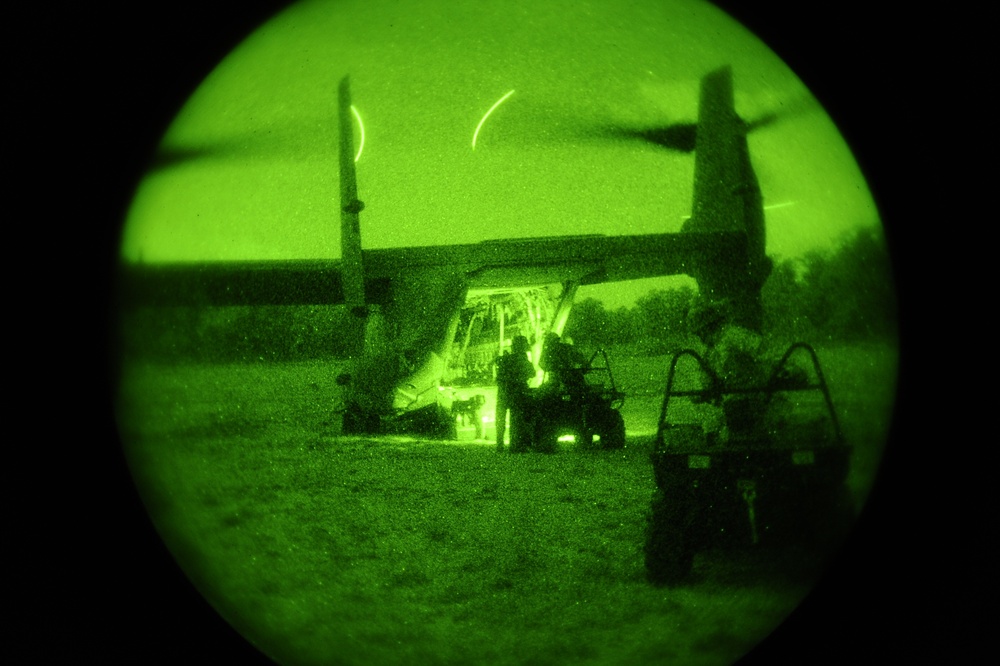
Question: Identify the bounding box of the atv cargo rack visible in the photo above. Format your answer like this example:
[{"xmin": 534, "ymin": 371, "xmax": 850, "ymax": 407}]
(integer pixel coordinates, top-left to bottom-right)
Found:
[
  {"xmin": 585, "ymin": 348, "xmax": 625, "ymax": 410},
  {"xmin": 655, "ymin": 342, "xmax": 843, "ymax": 446}
]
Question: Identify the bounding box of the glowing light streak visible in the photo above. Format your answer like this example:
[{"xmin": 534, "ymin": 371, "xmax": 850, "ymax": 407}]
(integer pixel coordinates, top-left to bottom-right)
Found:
[
  {"xmin": 472, "ymin": 89, "xmax": 515, "ymax": 150},
  {"xmin": 351, "ymin": 105, "xmax": 365, "ymax": 162}
]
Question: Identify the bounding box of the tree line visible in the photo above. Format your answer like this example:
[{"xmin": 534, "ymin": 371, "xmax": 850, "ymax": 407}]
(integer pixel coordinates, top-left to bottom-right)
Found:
[
  {"xmin": 119, "ymin": 227, "xmax": 896, "ymax": 362},
  {"xmin": 118, "ymin": 304, "xmax": 358, "ymax": 363},
  {"xmin": 565, "ymin": 226, "xmax": 897, "ymax": 351}
]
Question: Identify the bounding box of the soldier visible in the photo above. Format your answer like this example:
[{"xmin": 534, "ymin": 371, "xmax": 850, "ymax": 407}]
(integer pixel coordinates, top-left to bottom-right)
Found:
[
  {"xmin": 688, "ymin": 299, "xmax": 771, "ymax": 441},
  {"xmin": 494, "ymin": 335, "xmax": 535, "ymax": 452},
  {"xmin": 539, "ymin": 332, "xmax": 589, "ymax": 397}
]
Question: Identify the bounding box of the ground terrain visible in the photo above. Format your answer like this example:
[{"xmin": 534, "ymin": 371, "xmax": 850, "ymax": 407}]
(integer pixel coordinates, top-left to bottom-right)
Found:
[{"xmin": 115, "ymin": 343, "xmax": 897, "ymax": 665}]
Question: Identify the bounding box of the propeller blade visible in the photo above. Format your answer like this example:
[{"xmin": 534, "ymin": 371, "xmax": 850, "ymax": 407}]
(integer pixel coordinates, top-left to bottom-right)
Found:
[
  {"xmin": 513, "ymin": 87, "xmax": 812, "ymax": 151},
  {"xmin": 147, "ymin": 117, "xmax": 336, "ymax": 172},
  {"xmin": 631, "ymin": 123, "xmax": 698, "ymax": 151}
]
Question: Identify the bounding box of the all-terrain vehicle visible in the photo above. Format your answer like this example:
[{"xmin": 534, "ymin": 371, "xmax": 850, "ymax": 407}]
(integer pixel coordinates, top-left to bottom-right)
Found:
[
  {"xmin": 644, "ymin": 342, "xmax": 853, "ymax": 585},
  {"xmin": 529, "ymin": 349, "xmax": 626, "ymax": 452}
]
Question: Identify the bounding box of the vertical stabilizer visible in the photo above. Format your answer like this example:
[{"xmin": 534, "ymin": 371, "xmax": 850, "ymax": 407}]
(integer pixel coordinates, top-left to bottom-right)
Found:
[
  {"xmin": 338, "ymin": 76, "xmax": 387, "ymax": 431},
  {"xmin": 338, "ymin": 76, "xmax": 367, "ymax": 356},
  {"xmin": 683, "ymin": 67, "xmax": 771, "ymax": 331},
  {"xmin": 336, "ymin": 77, "xmax": 467, "ymax": 434}
]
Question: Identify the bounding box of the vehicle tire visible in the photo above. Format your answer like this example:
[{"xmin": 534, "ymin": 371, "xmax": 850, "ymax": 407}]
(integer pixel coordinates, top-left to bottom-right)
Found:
[
  {"xmin": 598, "ymin": 410, "xmax": 625, "ymax": 450},
  {"xmin": 645, "ymin": 492, "xmax": 694, "ymax": 586},
  {"xmin": 532, "ymin": 419, "xmax": 558, "ymax": 453}
]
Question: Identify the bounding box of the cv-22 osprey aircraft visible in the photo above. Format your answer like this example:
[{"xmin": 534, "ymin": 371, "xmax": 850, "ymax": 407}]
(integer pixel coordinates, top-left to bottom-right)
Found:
[{"xmin": 120, "ymin": 66, "xmax": 773, "ymax": 436}]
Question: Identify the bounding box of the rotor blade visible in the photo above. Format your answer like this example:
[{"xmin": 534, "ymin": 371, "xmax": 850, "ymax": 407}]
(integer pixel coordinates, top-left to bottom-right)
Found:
[
  {"xmin": 148, "ymin": 145, "xmax": 216, "ymax": 171},
  {"xmin": 147, "ymin": 118, "xmax": 336, "ymax": 172},
  {"xmin": 627, "ymin": 123, "xmax": 698, "ymax": 151},
  {"xmin": 149, "ymin": 136, "xmax": 283, "ymax": 171},
  {"xmin": 566, "ymin": 106, "xmax": 797, "ymax": 151},
  {"xmin": 510, "ymin": 88, "xmax": 811, "ymax": 152},
  {"xmin": 745, "ymin": 111, "xmax": 779, "ymax": 132},
  {"xmin": 491, "ymin": 102, "xmax": 697, "ymax": 153},
  {"xmin": 744, "ymin": 90, "xmax": 818, "ymax": 132}
]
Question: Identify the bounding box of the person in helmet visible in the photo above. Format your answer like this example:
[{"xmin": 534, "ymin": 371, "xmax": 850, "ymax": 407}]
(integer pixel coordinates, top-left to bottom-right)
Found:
[
  {"xmin": 687, "ymin": 299, "xmax": 772, "ymax": 442},
  {"xmin": 494, "ymin": 335, "xmax": 535, "ymax": 452},
  {"xmin": 539, "ymin": 332, "xmax": 589, "ymax": 397}
]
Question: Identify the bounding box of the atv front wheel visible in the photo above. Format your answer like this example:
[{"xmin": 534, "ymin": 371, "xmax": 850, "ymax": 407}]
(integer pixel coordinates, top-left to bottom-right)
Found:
[
  {"xmin": 596, "ymin": 410, "xmax": 625, "ymax": 450},
  {"xmin": 645, "ymin": 492, "xmax": 694, "ymax": 586}
]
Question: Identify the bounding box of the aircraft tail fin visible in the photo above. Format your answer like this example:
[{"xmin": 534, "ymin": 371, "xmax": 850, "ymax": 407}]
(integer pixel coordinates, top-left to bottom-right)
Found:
[
  {"xmin": 685, "ymin": 67, "xmax": 761, "ymax": 241},
  {"xmin": 338, "ymin": 76, "xmax": 367, "ymax": 357},
  {"xmin": 684, "ymin": 66, "xmax": 771, "ymax": 330}
]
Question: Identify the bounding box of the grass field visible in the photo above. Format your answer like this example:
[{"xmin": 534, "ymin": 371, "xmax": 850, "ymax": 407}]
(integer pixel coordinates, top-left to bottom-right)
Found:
[{"xmin": 115, "ymin": 342, "xmax": 897, "ymax": 665}]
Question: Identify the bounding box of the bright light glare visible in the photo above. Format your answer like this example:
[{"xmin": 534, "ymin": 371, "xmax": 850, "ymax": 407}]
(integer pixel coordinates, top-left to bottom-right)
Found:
[
  {"xmin": 472, "ymin": 90, "xmax": 515, "ymax": 150},
  {"xmin": 351, "ymin": 105, "xmax": 365, "ymax": 162}
]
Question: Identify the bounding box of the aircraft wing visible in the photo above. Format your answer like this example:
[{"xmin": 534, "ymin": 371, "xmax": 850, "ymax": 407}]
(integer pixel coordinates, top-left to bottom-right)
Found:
[
  {"xmin": 119, "ymin": 230, "xmax": 744, "ymax": 307},
  {"xmin": 120, "ymin": 67, "xmax": 757, "ymax": 313}
]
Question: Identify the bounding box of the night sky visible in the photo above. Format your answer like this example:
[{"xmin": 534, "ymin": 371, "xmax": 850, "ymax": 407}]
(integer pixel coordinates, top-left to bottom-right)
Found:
[{"xmin": 118, "ymin": 0, "xmax": 881, "ymax": 306}]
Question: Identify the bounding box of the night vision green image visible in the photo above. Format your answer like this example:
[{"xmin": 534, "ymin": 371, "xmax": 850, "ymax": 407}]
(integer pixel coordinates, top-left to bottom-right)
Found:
[{"xmin": 115, "ymin": 0, "xmax": 898, "ymax": 664}]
